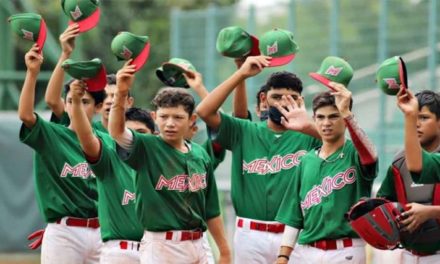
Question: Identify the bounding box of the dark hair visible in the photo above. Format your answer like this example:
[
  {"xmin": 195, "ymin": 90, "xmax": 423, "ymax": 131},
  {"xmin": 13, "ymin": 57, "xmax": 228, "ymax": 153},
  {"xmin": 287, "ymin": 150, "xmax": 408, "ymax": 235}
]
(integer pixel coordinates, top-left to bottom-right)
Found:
[
  {"xmin": 152, "ymin": 87, "xmax": 195, "ymax": 115},
  {"xmin": 265, "ymin": 71, "xmax": 303, "ymax": 94},
  {"xmin": 125, "ymin": 107, "xmax": 155, "ymax": 132},
  {"xmin": 63, "ymin": 79, "xmax": 105, "ymax": 105},
  {"xmin": 105, "ymin": 73, "xmax": 131, "ymax": 97},
  {"xmin": 415, "ymin": 90, "xmax": 440, "ymax": 119},
  {"xmin": 256, "ymin": 84, "xmax": 268, "ymax": 108},
  {"xmin": 312, "ymin": 91, "xmax": 353, "ymax": 114}
]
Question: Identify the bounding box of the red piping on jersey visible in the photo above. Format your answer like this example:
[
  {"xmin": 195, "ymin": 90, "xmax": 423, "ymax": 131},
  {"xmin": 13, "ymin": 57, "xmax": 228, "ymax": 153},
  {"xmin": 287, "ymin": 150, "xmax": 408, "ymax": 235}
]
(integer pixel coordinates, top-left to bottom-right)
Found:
[
  {"xmin": 392, "ymin": 165, "xmax": 408, "ymax": 205},
  {"xmin": 392, "ymin": 165, "xmax": 440, "ymax": 206}
]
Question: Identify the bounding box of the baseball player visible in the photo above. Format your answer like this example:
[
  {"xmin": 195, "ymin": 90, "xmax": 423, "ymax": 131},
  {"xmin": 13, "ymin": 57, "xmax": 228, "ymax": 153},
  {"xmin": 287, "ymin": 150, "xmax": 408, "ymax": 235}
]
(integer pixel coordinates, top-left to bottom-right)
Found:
[
  {"xmin": 45, "ymin": 24, "xmax": 133, "ymax": 130},
  {"xmin": 69, "ymin": 78, "xmax": 155, "ymax": 263},
  {"xmin": 18, "ymin": 44, "xmax": 104, "ymax": 264},
  {"xmin": 108, "ymin": 61, "xmax": 231, "ymax": 264},
  {"xmin": 275, "ymin": 83, "xmax": 378, "ymax": 264},
  {"xmin": 377, "ymin": 90, "xmax": 440, "ymax": 262},
  {"xmin": 196, "ymin": 55, "xmax": 321, "ymax": 263}
]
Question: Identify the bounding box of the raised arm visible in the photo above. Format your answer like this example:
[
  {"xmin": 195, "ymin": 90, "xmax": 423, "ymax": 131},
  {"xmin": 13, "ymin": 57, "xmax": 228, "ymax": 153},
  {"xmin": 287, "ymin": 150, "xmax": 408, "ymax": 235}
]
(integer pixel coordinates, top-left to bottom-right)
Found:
[
  {"xmin": 19, "ymin": 44, "xmax": 44, "ymax": 128},
  {"xmin": 69, "ymin": 80, "xmax": 101, "ymax": 159},
  {"xmin": 196, "ymin": 56, "xmax": 270, "ymax": 130},
  {"xmin": 330, "ymin": 82, "xmax": 377, "ymax": 165},
  {"xmin": 206, "ymin": 216, "xmax": 231, "ymax": 264},
  {"xmin": 44, "ymin": 24, "xmax": 79, "ymax": 118},
  {"xmin": 232, "ymin": 58, "xmax": 249, "ymax": 119},
  {"xmin": 396, "ymin": 88, "xmax": 422, "ymax": 172},
  {"xmin": 108, "ymin": 61, "xmax": 136, "ymax": 146},
  {"xmin": 183, "ymin": 71, "xmax": 209, "ymax": 100}
]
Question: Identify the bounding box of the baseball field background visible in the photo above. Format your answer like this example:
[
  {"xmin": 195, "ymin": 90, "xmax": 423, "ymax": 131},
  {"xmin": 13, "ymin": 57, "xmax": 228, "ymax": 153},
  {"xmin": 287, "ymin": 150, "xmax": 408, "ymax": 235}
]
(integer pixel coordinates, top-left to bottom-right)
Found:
[{"xmin": 0, "ymin": 0, "xmax": 439, "ymax": 263}]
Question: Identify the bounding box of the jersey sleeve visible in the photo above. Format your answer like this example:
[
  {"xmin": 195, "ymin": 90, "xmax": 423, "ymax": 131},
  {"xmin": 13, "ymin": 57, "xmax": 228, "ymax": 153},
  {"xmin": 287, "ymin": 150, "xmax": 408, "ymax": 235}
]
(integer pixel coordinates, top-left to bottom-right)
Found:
[
  {"xmin": 50, "ymin": 111, "xmax": 70, "ymax": 126},
  {"xmin": 119, "ymin": 131, "xmax": 150, "ymax": 171},
  {"xmin": 275, "ymin": 166, "xmax": 304, "ymax": 229},
  {"xmin": 376, "ymin": 166, "xmax": 398, "ymax": 201},
  {"xmin": 89, "ymin": 134, "xmax": 115, "ymax": 180},
  {"xmin": 215, "ymin": 112, "xmax": 248, "ymax": 150},
  {"xmin": 410, "ymin": 150, "xmax": 440, "ymax": 184},
  {"xmin": 351, "ymin": 140, "xmax": 378, "ymax": 181},
  {"xmin": 201, "ymin": 139, "xmax": 226, "ymax": 171},
  {"xmin": 204, "ymin": 160, "xmax": 221, "ymax": 220},
  {"xmin": 20, "ymin": 114, "xmax": 51, "ymax": 151}
]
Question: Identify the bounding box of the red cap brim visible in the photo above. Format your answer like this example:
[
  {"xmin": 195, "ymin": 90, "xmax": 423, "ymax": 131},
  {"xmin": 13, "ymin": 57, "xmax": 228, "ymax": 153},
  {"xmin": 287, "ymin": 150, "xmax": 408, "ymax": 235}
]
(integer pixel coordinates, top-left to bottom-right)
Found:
[
  {"xmin": 249, "ymin": 35, "xmax": 260, "ymax": 56},
  {"xmin": 85, "ymin": 66, "xmax": 107, "ymax": 92},
  {"xmin": 309, "ymin": 72, "xmax": 336, "ymax": 91},
  {"xmin": 69, "ymin": 8, "xmax": 100, "ymax": 33},
  {"xmin": 268, "ymin": 54, "xmax": 296, "ymax": 67},
  {"xmin": 398, "ymin": 57, "xmax": 408, "ymax": 90},
  {"xmin": 37, "ymin": 19, "xmax": 47, "ymax": 54},
  {"xmin": 131, "ymin": 43, "xmax": 151, "ymax": 72}
]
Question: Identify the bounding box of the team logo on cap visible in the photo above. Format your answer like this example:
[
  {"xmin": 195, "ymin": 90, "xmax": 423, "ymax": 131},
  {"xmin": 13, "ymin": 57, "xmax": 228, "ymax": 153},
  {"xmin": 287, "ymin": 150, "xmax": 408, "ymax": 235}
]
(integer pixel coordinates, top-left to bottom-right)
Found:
[
  {"xmin": 21, "ymin": 29, "xmax": 34, "ymax": 41},
  {"xmin": 325, "ymin": 65, "xmax": 343, "ymax": 76},
  {"xmin": 177, "ymin": 62, "xmax": 191, "ymax": 70},
  {"xmin": 120, "ymin": 46, "xmax": 133, "ymax": 59},
  {"xmin": 384, "ymin": 78, "xmax": 399, "ymax": 89},
  {"xmin": 267, "ymin": 41, "xmax": 278, "ymax": 55},
  {"xmin": 70, "ymin": 5, "xmax": 83, "ymax": 21}
]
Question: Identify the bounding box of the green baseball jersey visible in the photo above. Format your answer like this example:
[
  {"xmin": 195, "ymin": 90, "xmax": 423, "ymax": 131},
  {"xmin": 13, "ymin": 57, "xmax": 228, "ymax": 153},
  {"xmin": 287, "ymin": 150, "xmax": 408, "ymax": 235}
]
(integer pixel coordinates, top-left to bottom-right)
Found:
[
  {"xmin": 19, "ymin": 114, "xmax": 100, "ymax": 222},
  {"xmin": 202, "ymin": 128, "xmax": 226, "ymax": 170},
  {"xmin": 121, "ymin": 132, "xmax": 220, "ymax": 232},
  {"xmin": 215, "ymin": 113, "xmax": 321, "ymax": 221},
  {"xmin": 410, "ymin": 150, "xmax": 440, "ymax": 184},
  {"xmin": 91, "ymin": 133, "xmax": 144, "ymax": 242},
  {"xmin": 50, "ymin": 111, "xmax": 108, "ymax": 133},
  {"xmin": 276, "ymin": 140, "xmax": 377, "ymax": 244},
  {"xmin": 378, "ymin": 163, "xmax": 440, "ymax": 253}
]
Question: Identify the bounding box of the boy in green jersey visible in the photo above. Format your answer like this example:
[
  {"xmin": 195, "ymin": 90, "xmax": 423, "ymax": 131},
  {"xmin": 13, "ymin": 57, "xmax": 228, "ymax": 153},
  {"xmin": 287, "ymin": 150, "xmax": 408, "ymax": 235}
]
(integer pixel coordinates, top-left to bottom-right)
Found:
[
  {"xmin": 275, "ymin": 83, "xmax": 378, "ymax": 264},
  {"xmin": 69, "ymin": 78, "xmax": 154, "ymax": 263},
  {"xmin": 196, "ymin": 55, "xmax": 321, "ymax": 263},
  {"xmin": 18, "ymin": 44, "xmax": 105, "ymax": 264},
  {"xmin": 45, "ymin": 24, "xmax": 133, "ymax": 130},
  {"xmin": 108, "ymin": 61, "xmax": 231, "ymax": 264},
  {"xmin": 391, "ymin": 88, "xmax": 440, "ymax": 262}
]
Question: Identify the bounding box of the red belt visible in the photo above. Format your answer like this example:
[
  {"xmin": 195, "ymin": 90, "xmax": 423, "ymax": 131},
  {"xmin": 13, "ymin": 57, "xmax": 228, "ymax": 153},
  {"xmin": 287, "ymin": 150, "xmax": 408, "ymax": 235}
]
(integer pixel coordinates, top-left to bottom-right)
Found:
[
  {"xmin": 165, "ymin": 231, "xmax": 203, "ymax": 241},
  {"xmin": 309, "ymin": 238, "xmax": 353, "ymax": 250},
  {"xmin": 237, "ymin": 219, "xmax": 285, "ymax": 233},
  {"xmin": 408, "ymin": 249, "xmax": 437, "ymax": 257},
  {"xmin": 119, "ymin": 241, "xmax": 140, "ymax": 251},
  {"xmin": 56, "ymin": 217, "xmax": 100, "ymax": 229}
]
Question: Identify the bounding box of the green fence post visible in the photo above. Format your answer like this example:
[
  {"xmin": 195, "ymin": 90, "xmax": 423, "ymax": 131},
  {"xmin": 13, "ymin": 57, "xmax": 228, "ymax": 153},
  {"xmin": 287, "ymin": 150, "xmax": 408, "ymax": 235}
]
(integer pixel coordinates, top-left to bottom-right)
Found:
[
  {"xmin": 246, "ymin": 5, "xmax": 257, "ymax": 103},
  {"xmin": 377, "ymin": 0, "xmax": 388, "ymax": 177},
  {"xmin": 205, "ymin": 4, "xmax": 217, "ymax": 90},
  {"xmin": 428, "ymin": 0, "xmax": 437, "ymax": 90},
  {"xmin": 170, "ymin": 8, "xmax": 181, "ymax": 57},
  {"xmin": 330, "ymin": 0, "xmax": 340, "ymax": 56},
  {"xmin": 288, "ymin": 0, "xmax": 296, "ymax": 73}
]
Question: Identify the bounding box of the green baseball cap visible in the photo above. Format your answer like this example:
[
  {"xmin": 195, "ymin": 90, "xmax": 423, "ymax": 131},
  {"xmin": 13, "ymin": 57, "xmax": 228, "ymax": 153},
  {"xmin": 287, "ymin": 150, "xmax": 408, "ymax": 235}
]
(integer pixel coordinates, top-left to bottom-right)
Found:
[
  {"xmin": 61, "ymin": 0, "xmax": 100, "ymax": 33},
  {"xmin": 8, "ymin": 13, "xmax": 47, "ymax": 54},
  {"xmin": 111, "ymin": 32, "xmax": 151, "ymax": 72},
  {"xmin": 156, "ymin": 58, "xmax": 196, "ymax": 88},
  {"xmin": 61, "ymin": 58, "xmax": 107, "ymax": 92},
  {"xmin": 216, "ymin": 26, "xmax": 260, "ymax": 58},
  {"xmin": 309, "ymin": 56, "xmax": 354, "ymax": 90},
  {"xmin": 259, "ymin": 28, "xmax": 299, "ymax": 67},
  {"xmin": 376, "ymin": 56, "xmax": 408, "ymax": 96}
]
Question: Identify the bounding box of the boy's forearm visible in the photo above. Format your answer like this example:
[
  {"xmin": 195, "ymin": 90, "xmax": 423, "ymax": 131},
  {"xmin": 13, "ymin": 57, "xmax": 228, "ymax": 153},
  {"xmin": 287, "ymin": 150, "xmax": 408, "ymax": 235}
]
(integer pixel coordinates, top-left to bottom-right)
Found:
[
  {"xmin": 18, "ymin": 70, "xmax": 38, "ymax": 127},
  {"xmin": 233, "ymin": 80, "xmax": 249, "ymax": 119},
  {"xmin": 405, "ymin": 113, "xmax": 423, "ymax": 172},
  {"xmin": 71, "ymin": 101, "xmax": 101, "ymax": 159},
  {"xmin": 206, "ymin": 215, "xmax": 230, "ymax": 256},
  {"xmin": 109, "ymin": 91, "xmax": 128, "ymax": 140},
  {"xmin": 196, "ymin": 70, "xmax": 246, "ymax": 125},
  {"xmin": 45, "ymin": 53, "xmax": 70, "ymax": 116},
  {"xmin": 344, "ymin": 114, "xmax": 377, "ymax": 165}
]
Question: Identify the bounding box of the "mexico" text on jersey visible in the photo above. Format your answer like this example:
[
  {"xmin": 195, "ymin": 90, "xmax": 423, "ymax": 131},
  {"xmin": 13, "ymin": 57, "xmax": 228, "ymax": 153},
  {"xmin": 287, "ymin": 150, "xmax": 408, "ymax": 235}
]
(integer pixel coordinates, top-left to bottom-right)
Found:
[
  {"xmin": 242, "ymin": 151, "xmax": 307, "ymax": 174},
  {"xmin": 155, "ymin": 173, "xmax": 207, "ymax": 192}
]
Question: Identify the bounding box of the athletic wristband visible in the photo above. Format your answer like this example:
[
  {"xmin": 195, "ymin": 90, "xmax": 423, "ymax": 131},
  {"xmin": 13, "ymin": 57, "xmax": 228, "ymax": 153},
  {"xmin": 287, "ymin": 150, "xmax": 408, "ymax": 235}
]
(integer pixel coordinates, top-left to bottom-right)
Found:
[{"xmin": 278, "ymin": 254, "xmax": 290, "ymax": 260}]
